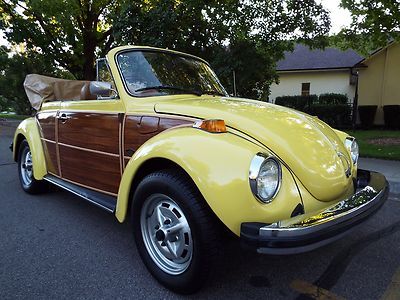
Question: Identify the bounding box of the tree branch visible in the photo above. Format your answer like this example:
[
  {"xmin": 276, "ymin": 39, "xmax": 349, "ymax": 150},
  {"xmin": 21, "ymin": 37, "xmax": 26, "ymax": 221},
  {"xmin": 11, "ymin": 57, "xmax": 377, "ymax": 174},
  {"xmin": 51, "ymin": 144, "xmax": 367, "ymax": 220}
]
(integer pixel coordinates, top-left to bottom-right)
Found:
[
  {"xmin": 95, "ymin": 0, "xmax": 115, "ymax": 20},
  {"xmin": 75, "ymin": 0, "xmax": 84, "ymax": 31},
  {"xmin": 97, "ymin": 27, "xmax": 112, "ymax": 42},
  {"xmin": 102, "ymin": 33, "xmax": 114, "ymax": 54}
]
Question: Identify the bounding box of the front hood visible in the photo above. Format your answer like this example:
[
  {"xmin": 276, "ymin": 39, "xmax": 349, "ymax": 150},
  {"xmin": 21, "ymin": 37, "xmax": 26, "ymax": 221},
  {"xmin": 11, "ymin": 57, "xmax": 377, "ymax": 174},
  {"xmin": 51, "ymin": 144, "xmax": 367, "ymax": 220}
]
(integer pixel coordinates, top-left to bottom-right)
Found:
[{"xmin": 155, "ymin": 96, "xmax": 352, "ymax": 202}]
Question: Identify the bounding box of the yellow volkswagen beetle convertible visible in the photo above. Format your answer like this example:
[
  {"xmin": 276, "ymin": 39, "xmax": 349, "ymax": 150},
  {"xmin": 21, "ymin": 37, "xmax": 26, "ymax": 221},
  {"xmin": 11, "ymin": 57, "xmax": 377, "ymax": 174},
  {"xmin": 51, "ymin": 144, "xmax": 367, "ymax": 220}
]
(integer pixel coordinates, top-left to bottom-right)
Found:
[{"xmin": 12, "ymin": 46, "xmax": 388, "ymax": 293}]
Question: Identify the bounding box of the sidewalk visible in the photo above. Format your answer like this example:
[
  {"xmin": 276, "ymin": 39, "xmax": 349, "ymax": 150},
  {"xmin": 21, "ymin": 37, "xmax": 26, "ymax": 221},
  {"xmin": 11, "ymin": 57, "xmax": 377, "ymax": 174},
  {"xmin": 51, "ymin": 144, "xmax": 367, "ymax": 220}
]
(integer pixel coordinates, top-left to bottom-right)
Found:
[{"xmin": 359, "ymin": 157, "xmax": 400, "ymax": 195}]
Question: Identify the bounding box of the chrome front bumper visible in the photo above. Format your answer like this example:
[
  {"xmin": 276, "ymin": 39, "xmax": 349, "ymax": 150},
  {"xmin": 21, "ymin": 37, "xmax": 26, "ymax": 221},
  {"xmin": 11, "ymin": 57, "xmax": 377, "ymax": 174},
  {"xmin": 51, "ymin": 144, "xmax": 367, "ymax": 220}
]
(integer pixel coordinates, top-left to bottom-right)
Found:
[{"xmin": 240, "ymin": 169, "xmax": 389, "ymax": 255}]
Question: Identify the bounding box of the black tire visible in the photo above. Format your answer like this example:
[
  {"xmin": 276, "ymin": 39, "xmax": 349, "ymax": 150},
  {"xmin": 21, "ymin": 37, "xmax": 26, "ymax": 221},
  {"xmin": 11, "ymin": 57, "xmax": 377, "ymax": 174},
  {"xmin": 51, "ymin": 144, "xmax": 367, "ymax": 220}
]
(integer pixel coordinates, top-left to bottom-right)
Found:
[
  {"xmin": 132, "ymin": 169, "xmax": 220, "ymax": 294},
  {"xmin": 17, "ymin": 140, "xmax": 47, "ymax": 194}
]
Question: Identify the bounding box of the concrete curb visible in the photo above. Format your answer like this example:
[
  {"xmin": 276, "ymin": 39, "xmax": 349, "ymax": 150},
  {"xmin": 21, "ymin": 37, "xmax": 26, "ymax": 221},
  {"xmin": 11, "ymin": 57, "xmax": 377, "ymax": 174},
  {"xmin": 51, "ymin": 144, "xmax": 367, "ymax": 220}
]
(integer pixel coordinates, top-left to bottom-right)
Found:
[
  {"xmin": 0, "ymin": 119, "xmax": 22, "ymax": 128},
  {"xmin": 389, "ymin": 181, "xmax": 400, "ymax": 195}
]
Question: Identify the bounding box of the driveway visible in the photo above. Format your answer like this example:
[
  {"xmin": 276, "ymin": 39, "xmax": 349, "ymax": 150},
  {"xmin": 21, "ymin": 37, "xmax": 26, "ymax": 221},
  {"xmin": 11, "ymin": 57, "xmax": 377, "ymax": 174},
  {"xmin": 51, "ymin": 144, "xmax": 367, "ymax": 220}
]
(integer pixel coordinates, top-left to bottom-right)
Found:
[{"xmin": 1, "ymin": 120, "xmax": 399, "ymax": 299}]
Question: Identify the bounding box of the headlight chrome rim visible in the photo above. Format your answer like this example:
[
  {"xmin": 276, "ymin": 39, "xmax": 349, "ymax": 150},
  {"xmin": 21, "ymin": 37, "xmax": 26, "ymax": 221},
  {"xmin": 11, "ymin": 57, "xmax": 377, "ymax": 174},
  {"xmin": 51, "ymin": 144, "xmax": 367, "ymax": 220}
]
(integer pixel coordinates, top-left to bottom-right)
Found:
[
  {"xmin": 345, "ymin": 137, "xmax": 359, "ymax": 164},
  {"xmin": 249, "ymin": 153, "xmax": 282, "ymax": 204}
]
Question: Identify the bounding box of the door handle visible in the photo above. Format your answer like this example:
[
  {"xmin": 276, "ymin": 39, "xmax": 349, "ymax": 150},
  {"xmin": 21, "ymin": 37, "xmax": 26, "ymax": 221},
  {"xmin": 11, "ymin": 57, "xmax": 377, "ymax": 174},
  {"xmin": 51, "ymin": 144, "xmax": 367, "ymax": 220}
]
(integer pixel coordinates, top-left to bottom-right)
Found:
[{"xmin": 58, "ymin": 113, "xmax": 70, "ymax": 123}]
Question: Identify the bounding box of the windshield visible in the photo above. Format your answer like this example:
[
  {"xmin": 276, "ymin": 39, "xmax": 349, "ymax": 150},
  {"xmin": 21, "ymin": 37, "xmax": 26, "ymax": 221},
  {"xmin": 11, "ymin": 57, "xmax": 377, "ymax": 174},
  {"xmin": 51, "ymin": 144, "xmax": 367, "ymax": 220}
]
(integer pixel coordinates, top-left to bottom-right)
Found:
[{"xmin": 116, "ymin": 50, "xmax": 228, "ymax": 97}]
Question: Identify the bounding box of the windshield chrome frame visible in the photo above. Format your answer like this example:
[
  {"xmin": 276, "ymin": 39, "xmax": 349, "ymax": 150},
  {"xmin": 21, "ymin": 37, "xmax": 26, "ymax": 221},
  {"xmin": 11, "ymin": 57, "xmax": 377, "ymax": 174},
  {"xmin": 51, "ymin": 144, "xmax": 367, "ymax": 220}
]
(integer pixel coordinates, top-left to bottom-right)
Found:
[{"xmin": 114, "ymin": 48, "xmax": 228, "ymax": 98}]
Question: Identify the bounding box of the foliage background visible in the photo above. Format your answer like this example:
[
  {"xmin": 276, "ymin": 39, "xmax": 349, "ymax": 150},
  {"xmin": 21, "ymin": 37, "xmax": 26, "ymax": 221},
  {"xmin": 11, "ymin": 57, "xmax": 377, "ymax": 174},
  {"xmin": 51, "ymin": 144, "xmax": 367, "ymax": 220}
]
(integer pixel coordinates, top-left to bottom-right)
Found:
[
  {"xmin": 0, "ymin": 0, "xmax": 399, "ymax": 115},
  {"xmin": 0, "ymin": 0, "xmax": 331, "ymax": 113}
]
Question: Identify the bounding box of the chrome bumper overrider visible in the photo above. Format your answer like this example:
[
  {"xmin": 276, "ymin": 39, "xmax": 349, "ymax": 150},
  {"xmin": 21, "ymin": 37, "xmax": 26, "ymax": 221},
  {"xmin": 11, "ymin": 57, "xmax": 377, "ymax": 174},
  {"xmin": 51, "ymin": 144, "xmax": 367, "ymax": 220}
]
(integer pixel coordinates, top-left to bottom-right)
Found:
[{"xmin": 240, "ymin": 169, "xmax": 389, "ymax": 255}]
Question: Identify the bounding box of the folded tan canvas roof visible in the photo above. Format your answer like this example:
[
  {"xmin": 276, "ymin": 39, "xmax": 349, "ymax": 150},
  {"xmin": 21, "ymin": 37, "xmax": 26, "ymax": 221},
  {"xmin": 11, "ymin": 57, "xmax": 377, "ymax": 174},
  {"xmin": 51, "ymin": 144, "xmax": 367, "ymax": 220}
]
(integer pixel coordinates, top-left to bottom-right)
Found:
[{"xmin": 24, "ymin": 74, "xmax": 89, "ymax": 110}]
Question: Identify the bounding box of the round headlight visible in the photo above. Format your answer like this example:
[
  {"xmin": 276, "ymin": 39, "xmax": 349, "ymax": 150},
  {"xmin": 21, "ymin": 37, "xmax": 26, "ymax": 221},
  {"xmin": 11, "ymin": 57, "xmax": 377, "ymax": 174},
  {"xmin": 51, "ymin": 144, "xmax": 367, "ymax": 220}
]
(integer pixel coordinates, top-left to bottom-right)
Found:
[
  {"xmin": 345, "ymin": 138, "xmax": 359, "ymax": 164},
  {"xmin": 249, "ymin": 154, "xmax": 281, "ymax": 203}
]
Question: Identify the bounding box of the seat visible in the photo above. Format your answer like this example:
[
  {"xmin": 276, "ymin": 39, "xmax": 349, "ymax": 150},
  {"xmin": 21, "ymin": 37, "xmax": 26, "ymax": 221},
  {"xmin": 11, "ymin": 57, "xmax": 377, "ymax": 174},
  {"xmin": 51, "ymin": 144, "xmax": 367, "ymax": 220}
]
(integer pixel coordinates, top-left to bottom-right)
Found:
[{"xmin": 80, "ymin": 82, "xmax": 97, "ymax": 100}]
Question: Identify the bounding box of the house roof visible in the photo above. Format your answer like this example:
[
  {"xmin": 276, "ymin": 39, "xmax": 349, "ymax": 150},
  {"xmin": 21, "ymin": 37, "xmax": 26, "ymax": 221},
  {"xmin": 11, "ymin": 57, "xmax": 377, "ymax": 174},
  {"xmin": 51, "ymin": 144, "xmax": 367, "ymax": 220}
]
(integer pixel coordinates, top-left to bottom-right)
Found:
[
  {"xmin": 355, "ymin": 41, "xmax": 395, "ymax": 66},
  {"xmin": 277, "ymin": 44, "xmax": 363, "ymax": 71}
]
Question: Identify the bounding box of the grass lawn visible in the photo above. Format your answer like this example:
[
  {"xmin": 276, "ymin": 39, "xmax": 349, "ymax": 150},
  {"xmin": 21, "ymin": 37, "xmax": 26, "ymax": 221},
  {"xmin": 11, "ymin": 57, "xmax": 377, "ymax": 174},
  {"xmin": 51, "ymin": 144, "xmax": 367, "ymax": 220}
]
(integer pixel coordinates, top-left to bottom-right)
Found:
[
  {"xmin": 348, "ymin": 130, "xmax": 400, "ymax": 160},
  {"xmin": 0, "ymin": 113, "xmax": 29, "ymax": 120}
]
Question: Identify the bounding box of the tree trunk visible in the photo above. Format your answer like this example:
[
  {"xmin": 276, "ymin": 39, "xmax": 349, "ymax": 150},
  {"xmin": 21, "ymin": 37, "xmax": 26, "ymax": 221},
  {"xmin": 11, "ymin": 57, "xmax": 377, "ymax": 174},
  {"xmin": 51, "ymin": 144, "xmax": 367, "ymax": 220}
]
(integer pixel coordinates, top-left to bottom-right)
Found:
[
  {"xmin": 83, "ymin": 56, "xmax": 96, "ymax": 80},
  {"xmin": 82, "ymin": 37, "xmax": 96, "ymax": 80},
  {"xmin": 81, "ymin": 13, "xmax": 97, "ymax": 80}
]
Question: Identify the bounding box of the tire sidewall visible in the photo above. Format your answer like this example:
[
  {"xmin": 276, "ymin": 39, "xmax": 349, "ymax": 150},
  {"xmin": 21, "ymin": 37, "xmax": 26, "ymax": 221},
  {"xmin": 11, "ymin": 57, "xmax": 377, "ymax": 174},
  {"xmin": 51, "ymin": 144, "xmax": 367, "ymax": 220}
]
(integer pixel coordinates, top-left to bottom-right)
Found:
[
  {"xmin": 132, "ymin": 172, "xmax": 211, "ymax": 294},
  {"xmin": 17, "ymin": 140, "xmax": 46, "ymax": 194},
  {"xmin": 18, "ymin": 140, "xmax": 33, "ymax": 192}
]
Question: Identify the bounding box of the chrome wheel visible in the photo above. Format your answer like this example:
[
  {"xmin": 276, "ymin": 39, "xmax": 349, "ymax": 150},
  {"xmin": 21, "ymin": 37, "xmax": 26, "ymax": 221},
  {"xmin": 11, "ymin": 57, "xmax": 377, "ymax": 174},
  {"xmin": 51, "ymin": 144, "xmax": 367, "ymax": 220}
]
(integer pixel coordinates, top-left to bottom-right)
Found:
[
  {"xmin": 140, "ymin": 194, "xmax": 193, "ymax": 275},
  {"xmin": 20, "ymin": 148, "xmax": 33, "ymax": 186}
]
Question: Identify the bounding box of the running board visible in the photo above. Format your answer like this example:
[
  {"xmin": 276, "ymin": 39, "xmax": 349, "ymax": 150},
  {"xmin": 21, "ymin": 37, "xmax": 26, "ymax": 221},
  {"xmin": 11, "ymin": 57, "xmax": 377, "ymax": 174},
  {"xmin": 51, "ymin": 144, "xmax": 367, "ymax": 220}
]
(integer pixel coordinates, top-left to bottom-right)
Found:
[{"xmin": 44, "ymin": 175, "xmax": 116, "ymax": 213}]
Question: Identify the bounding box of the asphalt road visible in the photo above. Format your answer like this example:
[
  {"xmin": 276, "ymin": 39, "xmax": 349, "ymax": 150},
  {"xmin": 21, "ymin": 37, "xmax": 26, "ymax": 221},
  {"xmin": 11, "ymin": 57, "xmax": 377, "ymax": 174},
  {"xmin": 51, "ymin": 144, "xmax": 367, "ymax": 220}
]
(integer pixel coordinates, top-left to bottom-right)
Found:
[{"xmin": 1, "ymin": 122, "xmax": 400, "ymax": 299}]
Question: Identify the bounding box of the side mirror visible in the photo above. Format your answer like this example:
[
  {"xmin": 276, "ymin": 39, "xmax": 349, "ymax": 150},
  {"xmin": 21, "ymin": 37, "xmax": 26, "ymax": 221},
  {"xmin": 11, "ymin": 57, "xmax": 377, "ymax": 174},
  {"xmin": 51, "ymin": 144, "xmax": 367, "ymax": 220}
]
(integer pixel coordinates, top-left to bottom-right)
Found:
[{"xmin": 89, "ymin": 81, "xmax": 118, "ymax": 98}]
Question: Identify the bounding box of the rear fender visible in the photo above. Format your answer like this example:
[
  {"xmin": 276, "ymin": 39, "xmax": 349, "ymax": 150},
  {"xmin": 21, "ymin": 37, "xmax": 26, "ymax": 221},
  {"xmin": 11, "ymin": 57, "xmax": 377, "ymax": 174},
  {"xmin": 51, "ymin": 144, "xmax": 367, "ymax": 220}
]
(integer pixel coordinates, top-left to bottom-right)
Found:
[{"xmin": 13, "ymin": 117, "xmax": 47, "ymax": 180}]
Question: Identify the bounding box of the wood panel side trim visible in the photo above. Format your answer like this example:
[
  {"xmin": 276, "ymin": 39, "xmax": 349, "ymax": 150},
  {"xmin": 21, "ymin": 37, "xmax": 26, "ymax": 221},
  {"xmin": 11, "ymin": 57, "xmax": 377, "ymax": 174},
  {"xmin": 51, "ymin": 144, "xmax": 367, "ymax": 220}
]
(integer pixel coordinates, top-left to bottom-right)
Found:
[
  {"xmin": 118, "ymin": 113, "xmax": 124, "ymax": 176},
  {"xmin": 59, "ymin": 145, "xmax": 121, "ymax": 194},
  {"xmin": 58, "ymin": 110, "xmax": 122, "ymax": 114},
  {"xmin": 48, "ymin": 172, "xmax": 61, "ymax": 178},
  {"xmin": 41, "ymin": 138, "xmax": 56, "ymax": 144},
  {"xmin": 57, "ymin": 176, "xmax": 118, "ymax": 197},
  {"xmin": 123, "ymin": 115, "xmax": 193, "ymax": 160},
  {"xmin": 36, "ymin": 111, "xmax": 60, "ymax": 176},
  {"xmin": 36, "ymin": 111, "xmax": 57, "ymax": 141},
  {"xmin": 121, "ymin": 114, "xmax": 127, "ymax": 172},
  {"xmin": 55, "ymin": 114, "xmax": 62, "ymax": 177},
  {"xmin": 58, "ymin": 112, "xmax": 120, "ymax": 154},
  {"xmin": 41, "ymin": 140, "xmax": 59, "ymax": 175},
  {"xmin": 50, "ymin": 167, "xmax": 117, "ymax": 197},
  {"xmin": 58, "ymin": 142, "xmax": 120, "ymax": 157}
]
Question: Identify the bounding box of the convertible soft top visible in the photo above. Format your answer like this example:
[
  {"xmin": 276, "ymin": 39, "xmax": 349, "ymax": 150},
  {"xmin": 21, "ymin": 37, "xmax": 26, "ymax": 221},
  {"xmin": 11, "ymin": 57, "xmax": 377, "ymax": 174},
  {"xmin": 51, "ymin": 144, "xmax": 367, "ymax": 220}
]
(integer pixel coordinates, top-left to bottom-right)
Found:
[{"xmin": 24, "ymin": 74, "xmax": 89, "ymax": 110}]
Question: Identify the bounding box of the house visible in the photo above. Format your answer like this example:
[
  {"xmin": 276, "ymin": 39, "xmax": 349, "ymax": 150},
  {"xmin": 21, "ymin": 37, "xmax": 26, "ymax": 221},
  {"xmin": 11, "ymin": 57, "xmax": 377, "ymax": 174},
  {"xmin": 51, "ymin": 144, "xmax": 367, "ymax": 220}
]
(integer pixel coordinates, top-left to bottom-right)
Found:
[
  {"xmin": 269, "ymin": 44, "xmax": 363, "ymax": 103},
  {"xmin": 355, "ymin": 42, "xmax": 400, "ymax": 125}
]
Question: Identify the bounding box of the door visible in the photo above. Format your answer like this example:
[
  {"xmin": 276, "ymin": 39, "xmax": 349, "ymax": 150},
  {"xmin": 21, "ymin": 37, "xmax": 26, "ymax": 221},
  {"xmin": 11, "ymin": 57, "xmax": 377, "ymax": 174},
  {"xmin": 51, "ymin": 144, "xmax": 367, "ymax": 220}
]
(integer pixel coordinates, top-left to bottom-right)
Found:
[
  {"xmin": 57, "ymin": 99, "xmax": 124, "ymax": 196},
  {"xmin": 36, "ymin": 101, "xmax": 61, "ymax": 176}
]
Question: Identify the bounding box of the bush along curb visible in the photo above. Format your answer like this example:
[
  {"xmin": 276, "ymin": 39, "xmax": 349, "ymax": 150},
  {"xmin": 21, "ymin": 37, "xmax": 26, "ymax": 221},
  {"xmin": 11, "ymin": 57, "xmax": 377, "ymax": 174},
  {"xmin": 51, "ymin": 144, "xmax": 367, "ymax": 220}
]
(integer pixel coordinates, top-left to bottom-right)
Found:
[
  {"xmin": 383, "ymin": 105, "xmax": 400, "ymax": 129},
  {"xmin": 274, "ymin": 93, "xmax": 351, "ymax": 128},
  {"xmin": 358, "ymin": 105, "xmax": 377, "ymax": 129}
]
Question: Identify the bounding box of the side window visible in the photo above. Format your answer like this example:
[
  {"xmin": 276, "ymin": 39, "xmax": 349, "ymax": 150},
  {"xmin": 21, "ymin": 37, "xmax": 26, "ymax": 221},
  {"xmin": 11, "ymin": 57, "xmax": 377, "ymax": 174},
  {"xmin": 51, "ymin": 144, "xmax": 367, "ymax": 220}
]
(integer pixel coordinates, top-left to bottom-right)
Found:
[
  {"xmin": 96, "ymin": 58, "xmax": 117, "ymax": 99},
  {"xmin": 97, "ymin": 58, "xmax": 113, "ymax": 82},
  {"xmin": 301, "ymin": 82, "xmax": 310, "ymax": 96}
]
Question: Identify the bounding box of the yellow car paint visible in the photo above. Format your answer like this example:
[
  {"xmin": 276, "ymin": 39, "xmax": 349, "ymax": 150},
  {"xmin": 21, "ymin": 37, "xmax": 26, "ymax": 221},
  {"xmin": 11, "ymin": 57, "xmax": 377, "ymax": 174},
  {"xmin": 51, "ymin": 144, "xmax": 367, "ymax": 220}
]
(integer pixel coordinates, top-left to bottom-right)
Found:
[
  {"xmin": 14, "ymin": 45, "xmax": 360, "ymax": 239},
  {"xmin": 152, "ymin": 96, "xmax": 353, "ymax": 202},
  {"xmin": 117, "ymin": 126, "xmax": 302, "ymax": 235},
  {"xmin": 60, "ymin": 98, "xmax": 126, "ymax": 112},
  {"xmin": 13, "ymin": 117, "xmax": 47, "ymax": 180}
]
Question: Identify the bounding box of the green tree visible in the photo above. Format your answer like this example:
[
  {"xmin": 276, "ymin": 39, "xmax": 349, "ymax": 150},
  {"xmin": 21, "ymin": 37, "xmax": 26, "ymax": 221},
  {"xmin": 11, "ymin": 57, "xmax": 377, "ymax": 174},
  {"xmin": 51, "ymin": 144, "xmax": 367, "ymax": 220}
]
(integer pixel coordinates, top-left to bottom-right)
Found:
[
  {"xmin": 113, "ymin": 0, "xmax": 330, "ymax": 99},
  {"xmin": 0, "ymin": 46, "xmax": 70, "ymax": 114},
  {"xmin": 336, "ymin": 0, "xmax": 400, "ymax": 54},
  {"xmin": 0, "ymin": 0, "xmax": 119, "ymax": 80},
  {"xmin": 1, "ymin": 0, "xmax": 331, "ymax": 99},
  {"xmin": 210, "ymin": 40, "xmax": 277, "ymax": 99}
]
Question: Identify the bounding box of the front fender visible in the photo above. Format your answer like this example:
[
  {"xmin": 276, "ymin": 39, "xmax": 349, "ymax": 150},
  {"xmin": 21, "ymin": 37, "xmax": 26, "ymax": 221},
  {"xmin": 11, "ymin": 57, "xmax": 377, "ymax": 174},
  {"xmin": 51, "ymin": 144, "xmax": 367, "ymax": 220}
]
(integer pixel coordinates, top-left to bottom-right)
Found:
[
  {"xmin": 116, "ymin": 127, "xmax": 302, "ymax": 235},
  {"xmin": 13, "ymin": 117, "xmax": 47, "ymax": 180}
]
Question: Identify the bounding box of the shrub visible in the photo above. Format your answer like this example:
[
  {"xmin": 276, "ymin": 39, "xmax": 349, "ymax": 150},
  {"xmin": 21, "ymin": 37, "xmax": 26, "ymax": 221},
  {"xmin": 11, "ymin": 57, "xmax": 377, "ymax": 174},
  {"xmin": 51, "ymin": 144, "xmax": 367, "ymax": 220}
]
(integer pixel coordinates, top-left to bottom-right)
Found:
[
  {"xmin": 307, "ymin": 104, "xmax": 352, "ymax": 128},
  {"xmin": 318, "ymin": 93, "xmax": 348, "ymax": 105},
  {"xmin": 383, "ymin": 105, "xmax": 400, "ymax": 129},
  {"xmin": 275, "ymin": 94, "xmax": 317, "ymax": 111},
  {"xmin": 274, "ymin": 93, "xmax": 352, "ymax": 128},
  {"xmin": 0, "ymin": 96, "xmax": 7, "ymax": 112},
  {"xmin": 358, "ymin": 105, "xmax": 377, "ymax": 129}
]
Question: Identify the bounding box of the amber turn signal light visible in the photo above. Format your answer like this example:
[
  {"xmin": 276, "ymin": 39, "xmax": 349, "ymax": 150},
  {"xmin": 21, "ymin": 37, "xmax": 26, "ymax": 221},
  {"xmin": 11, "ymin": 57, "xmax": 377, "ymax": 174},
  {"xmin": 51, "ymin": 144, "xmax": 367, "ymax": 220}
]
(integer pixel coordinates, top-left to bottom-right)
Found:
[{"xmin": 193, "ymin": 119, "xmax": 227, "ymax": 133}]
